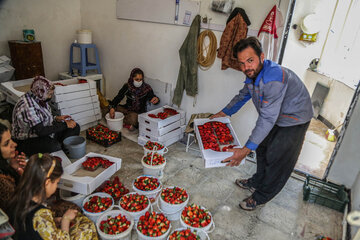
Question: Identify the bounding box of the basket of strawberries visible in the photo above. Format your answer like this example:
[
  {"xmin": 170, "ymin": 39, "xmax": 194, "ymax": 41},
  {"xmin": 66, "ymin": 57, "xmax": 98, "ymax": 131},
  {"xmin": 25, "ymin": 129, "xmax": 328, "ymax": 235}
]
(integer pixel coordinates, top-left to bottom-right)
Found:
[
  {"xmin": 118, "ymin": 193, "xmax": 151, "ymax": 222},
  {"xmin": 132, "ymin": 175, "xmax": 162, "ymax": 204},
  {"xmin": 96, "ymin": 210, "xmax": 134, "ymax": 240},
  {"xmin": 136, "ymin": 211, "xmax": 171, "ymax": 240},
  {"xmin": 82, "ymin": 192, "xmax": 114, "ymax": 223},
  {"xmin": 141, "ymin": 153, "xmax": 166, "ymax": 179},
  {"xmin": 180, "ymin": 204, "xmax": 214, "ymax": 233},
  {"xmin": 167, "ymin": 228, "xmax": 209, "ymax": 240},
  {"xmin": 143, "ymin": 141, "xmax": 168, "ymax": 155},
  {"xmin": 157, "ymin": 186, "xmax": 189, "ymax": 221}
]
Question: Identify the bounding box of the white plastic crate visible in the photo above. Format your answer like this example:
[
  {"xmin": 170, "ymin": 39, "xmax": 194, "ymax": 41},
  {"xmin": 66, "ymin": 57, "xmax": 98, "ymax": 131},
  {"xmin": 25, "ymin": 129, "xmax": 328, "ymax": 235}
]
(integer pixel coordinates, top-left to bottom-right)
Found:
[
  {"xmin": 180, "ymin": 117, "xmax": 186, "ymax": 126},
  {"xmin": 57, "ymin": 152, "xmax": 122, "ymax": 195},
  {"xmin": 53, "ymin": 88, "xmax": 97, "ymax": 102},
  {"xmin": 51, "ymin": 95, "xmax": 98, "ymax": 109},
  {"xmin": 53, "ymin": 102, "xmax": 100, "ymax": 116},
  {"xmin": 139, "ymin": 127, "xmax": 182, "ymax": 143},
  {"xmin": 70, "ymin": 107, "xmax": 101, "ymax": 121},
  {"xmin": 139, "ymin": 119, "xmax": 181, "ymax": 137},
  {"xmin": 53, "ymin": 78, "xmax": 96, "ymax": 95},
  {"xmin": 138, "ymin": 105, "xmax": 185, "ymax": 129},
  {"xmin": 138, "ymin": 132, "xmax": 183, "ymax": 147},
  {"xmin": 194, "ymin": 117, "xmax": 243, "ymax": 168}
]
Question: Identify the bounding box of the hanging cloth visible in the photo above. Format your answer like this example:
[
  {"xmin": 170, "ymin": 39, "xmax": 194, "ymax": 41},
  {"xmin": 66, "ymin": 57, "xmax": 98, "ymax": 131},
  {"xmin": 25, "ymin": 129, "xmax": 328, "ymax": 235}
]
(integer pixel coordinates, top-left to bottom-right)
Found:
[
  {"xmin": 257, "ymin": 5, "xmax": 284, "ymax": 62},
  {"xmin": 172, "ymin": 15, "xmax": 201, "ymax": 107}
]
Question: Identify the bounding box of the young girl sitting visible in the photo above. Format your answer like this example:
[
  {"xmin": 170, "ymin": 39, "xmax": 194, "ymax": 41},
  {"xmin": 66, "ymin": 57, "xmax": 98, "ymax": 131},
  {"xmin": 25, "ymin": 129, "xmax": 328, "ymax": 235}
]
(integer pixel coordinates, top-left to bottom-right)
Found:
[{"xmin": 10, "ymin": 153, "xmax": 98, "ymax": 240}]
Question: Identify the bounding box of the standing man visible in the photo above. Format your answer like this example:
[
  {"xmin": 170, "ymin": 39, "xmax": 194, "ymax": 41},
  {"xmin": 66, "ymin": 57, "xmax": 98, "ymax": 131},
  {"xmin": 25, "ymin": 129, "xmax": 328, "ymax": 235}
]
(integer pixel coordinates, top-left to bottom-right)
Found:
[{"xmin": 211, "ymin": 37, "xmax": 313, "ymax": 210}]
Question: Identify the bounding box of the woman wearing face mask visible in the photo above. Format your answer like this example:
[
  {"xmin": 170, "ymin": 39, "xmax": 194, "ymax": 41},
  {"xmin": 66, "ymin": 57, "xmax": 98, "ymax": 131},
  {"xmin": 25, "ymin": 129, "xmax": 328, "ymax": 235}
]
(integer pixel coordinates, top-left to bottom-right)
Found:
[
  {"xmin": 11, "ymin": 76, "xmax": 80, "ymax": 156},
  {"xmin": 108, "ymin": 68, "xmax": 160, "ymax": 130}
]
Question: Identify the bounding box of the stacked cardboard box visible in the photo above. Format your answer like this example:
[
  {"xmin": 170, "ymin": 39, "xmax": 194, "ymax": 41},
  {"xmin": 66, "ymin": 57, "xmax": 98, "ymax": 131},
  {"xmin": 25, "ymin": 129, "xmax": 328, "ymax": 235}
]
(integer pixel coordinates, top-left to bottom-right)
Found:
[{"xmin": 138, "ymin": 105, "xmax": 186, "ymax": 147}]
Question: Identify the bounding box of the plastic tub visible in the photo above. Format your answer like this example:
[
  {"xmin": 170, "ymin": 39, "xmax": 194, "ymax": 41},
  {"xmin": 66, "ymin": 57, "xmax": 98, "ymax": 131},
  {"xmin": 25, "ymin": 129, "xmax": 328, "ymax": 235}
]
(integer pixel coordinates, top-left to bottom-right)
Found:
[
  {"xmin": 96, "ymin": 208, "xmax": 134, "ymax": 240},
  {"xmin": 59, "ymin": 189, "xmax": 86, "ymax": 208},
  {"xmin": 141, "ymin": 154, "xmax": 166, "ymax": 179},
  {"xmin": 167, "ymin": 228, "xmax": 209, "ymax": 240},
  {"xmin": 143, "ymin": 141, "xmax": 168, "ymax": 155},
  {"xmin": 179, "ymin": 205, "xmax": 215, "ymax": 233},
  {"xmin": 157, "ymin": 186, "xmax": 189, "ymax": 221},
  {"xmin": 82, "ymin": 192, "xmax": 114, "ymax": 223},
  {"xmin": 105, "ymin": 112, "xmax": 124, "ymax": 132},
  {"xmin": 118, "ymin": 192, "xmax": 151, "ymax": 222},
  {"xmin": 132, "ymin": 175, "xmax": 162, "ymax": 204},
  {"xmin": 63, "ymin": 136, "xmax": 86, "ymax": 159},
  {"xmin": 77, "ymin": 29, "xmax": 92, "ymax": 44},
  {"xmin": 135, "ymin": 216, "xmax": 171, "ymax": 240}
]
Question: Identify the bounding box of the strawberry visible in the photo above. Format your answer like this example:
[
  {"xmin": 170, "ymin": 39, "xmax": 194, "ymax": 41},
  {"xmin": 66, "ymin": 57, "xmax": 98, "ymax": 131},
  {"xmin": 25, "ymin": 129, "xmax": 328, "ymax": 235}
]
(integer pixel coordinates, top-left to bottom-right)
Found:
[
  {"xmin": 86, "ymin": 124, "xmax": 121, "ymax": 147},
  {"xmin": 83, "ymin": 195, "xmax": 112, "ymax": 213},
  {"xmin": 137, "ymin": 211, "xmax": 170, "ymax": 237},
  {"xmin": 161, "ymin": 187, "xmax": 188, "ymax": 204},
  {"xmin": 142, "ymin": 152, "xmax": 165, "ymax": 166},
  {"xmin": 181, "ymin": 204, "xmax": 211, "ymax": 229},
  {"xmin": 96, "ymin": 176, "xmax": 129, "ymax": 201},
  {"xmin": 133, "ymin": 176, "xmax": 160, "ymax": 191},
  {"xmin": 169, "ymin": 229, "xmax": 200, "ymax": 240},
  {"xmin": 119, "ymin": 193, "xmax": 149, "ymax": 212},
  {"xmin": 99, "ymin": 213, "xmax": 131, "ymax": 235},
  {"xmin": 144, "ymin": 141, "xmax": 165, "ymax": 151}
]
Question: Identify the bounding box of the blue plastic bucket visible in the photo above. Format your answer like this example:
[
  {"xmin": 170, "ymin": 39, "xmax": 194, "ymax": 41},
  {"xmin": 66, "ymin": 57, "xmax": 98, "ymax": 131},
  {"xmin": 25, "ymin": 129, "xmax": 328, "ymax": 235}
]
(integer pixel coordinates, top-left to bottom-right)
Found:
[{"xmin": 63, "ymin": 136, "xmax": 86, "ymax": 159}]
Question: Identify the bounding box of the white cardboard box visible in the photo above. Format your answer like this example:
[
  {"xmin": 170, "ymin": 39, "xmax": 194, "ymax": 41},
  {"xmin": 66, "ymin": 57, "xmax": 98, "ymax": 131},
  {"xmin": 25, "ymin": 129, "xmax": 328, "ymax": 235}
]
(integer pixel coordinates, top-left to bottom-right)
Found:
[
  {"xmin": 53, "ymin": 88, "xmax": 97, "ymax": 102},
  {"xmin": 138, "ymin": 105, "xmax": 185, "ymax": 129},
  {"xmin": 139, "ymin": 120, "xmax": 180, "ymax": 137},
  {"xmin": 139, "ymin": 127, "xmax": 182, "ymax": 143},
  {"xmin": 51, "ymin": 95, "xmax": 98, "ymax": 109},
  {"xmin": 50, "ymin": 150, "xmax": 71, "ymax": 168},
  {"xmin": 53, "ymin": 78, "xmax": 96, "ymax": 95},
  {"xmin": 69, "ymin": 107, "xmax": 101, "ymax": 121},
  {"xmin": 138, "ymin": 132, "xmax": 183, "ymax": 147},
  {"xmin": 53, "ymin": 102, "xmax": 100, "ymax": 116},
  {"xmin": 194, "ymin": 117, "xmax": 243, "ymax": 168},
  {"xmin": 58, "ymin": 152, "xmax": 122, "ymax": 195}
]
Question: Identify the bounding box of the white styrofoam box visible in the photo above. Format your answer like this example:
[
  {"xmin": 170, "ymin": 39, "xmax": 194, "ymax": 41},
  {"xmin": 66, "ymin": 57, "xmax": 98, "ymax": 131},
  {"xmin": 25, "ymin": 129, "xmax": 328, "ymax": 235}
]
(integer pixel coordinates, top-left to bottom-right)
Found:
[
  {"xmin": 0, "ymin": 65, "xmax": 15, "ymax": 82},
  {"xmin": 145, "ymin": 76, "xmax": 172, "ymax": 112},
  {"xmin": 53, "ymin": 78, "xmax": 96, "ymax": 95},
  {"xmin": 180, "ymin": 117, "xmax": 186, "ymax": 126},
  {"xmin": 139, "ymin": 127, "xmax": 182, "ymax": 143},
  {"xmin": 54, "ymin": 102, "xmax": 100, "ymax": 116},
  {"xmin": 138, "ymin": 132, "xmax": 183, "ymax": 147},
  {"xmin": 57, "ymin": 152, "xmax": 122, "ymax": 195},
  {"xmin": 50, "ymin": 150, "xmax": 72, "ymax": 168},
  {"xmin": 79, "ymin": 121, "xmax": 98, "ymax": 132},
  {"xmin": 139, "ymin": 120, "xmax": 180, "ymax": 137},
  {"xmin": 194, "ymin": 117, "xmax": 243, "ymax": 168},
  {"xmin": 0, "ymin": 56, "xmax": 10, "ymax": 67},
  {"xmin": 138, "ymin": 105, "xmax": 185, "ymax": 129},
  {"xmin": 53, "ymin": 88, "xmax": 97, "ymax": 102},
  {"xmin": 52, "ymin": 95, "xmax": 98, "ymax": 109},
  {"xmin": 77, "ymin": 113, "xmax": 101, "ymax": 126},
  {"xmin": 0, "ymin": 77, "xmax": 33, "ymax": 103},
  {"xmin": 59, "ymin": 72, "xmax": 104, "ymax": 94},
  {"xmin": 69, "ymin": 107, "xmax": 101, "ymax": 121}
]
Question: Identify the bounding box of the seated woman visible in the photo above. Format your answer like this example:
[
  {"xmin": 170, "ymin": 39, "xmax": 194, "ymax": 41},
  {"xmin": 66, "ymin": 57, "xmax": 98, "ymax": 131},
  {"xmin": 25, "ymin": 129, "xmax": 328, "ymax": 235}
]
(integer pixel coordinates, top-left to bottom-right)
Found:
[
  {"xmin": 0, "ymin": 123, "xmax": 26, "ymax": 213},
  {"xmin": 12, "ymin": 76, "xmax": 80, "ymax": 156},
  {"xmin": 10, "ymin": 153, "xmax": 98, "ymax": 239},
  {"xmin": 109, "ymin": 68, "xmax": 159, "ymax": 130}
]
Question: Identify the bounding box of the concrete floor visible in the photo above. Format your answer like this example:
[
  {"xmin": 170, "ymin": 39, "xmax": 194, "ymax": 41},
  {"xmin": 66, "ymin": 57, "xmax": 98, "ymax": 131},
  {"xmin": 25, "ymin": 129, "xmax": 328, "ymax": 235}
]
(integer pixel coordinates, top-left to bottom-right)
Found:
[{"xmin": 83, "ymin": 133, "xmax": 344, "ymax": 240}]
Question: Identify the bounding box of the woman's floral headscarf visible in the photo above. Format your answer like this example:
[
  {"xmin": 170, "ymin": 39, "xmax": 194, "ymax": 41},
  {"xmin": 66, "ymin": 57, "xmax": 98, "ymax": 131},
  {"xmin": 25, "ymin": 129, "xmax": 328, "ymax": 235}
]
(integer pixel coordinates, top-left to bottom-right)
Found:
[{"xmin": 30, "ymin": 76, "xmax": 54, "ymax": 102}]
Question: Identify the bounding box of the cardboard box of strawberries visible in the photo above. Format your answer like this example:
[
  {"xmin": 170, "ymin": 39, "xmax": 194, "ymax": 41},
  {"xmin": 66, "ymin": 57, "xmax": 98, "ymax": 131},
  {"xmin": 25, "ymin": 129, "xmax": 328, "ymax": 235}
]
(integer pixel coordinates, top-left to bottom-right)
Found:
[
  {"xmin": 194, "ymin": 117, "xmax": 243, "ymax": 168},
  {"xmin": 86, "ymin": 124, "xmax": 121, "ymax": 147}
]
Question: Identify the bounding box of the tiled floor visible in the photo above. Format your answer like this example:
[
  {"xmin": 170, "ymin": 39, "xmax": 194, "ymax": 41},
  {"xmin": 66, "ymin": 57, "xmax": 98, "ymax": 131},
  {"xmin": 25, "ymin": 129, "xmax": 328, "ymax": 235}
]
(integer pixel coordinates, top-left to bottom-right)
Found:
[{"xmin": 84, "ymin": 133, "xmax": 344, "ymax": 239}]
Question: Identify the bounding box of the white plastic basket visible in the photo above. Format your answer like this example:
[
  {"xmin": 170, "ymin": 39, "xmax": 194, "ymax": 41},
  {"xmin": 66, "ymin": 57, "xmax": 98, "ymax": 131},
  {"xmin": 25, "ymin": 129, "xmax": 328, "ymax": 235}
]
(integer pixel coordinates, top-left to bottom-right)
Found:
[
  {"xmin": 118, "ymin": 192, "xmax": 152, "ymax": 222},
  {"xmin": 141, "ymin": 153, "xmax": 166, "ymax": 179},
  {"xmin": 105, "ymin": 112, "xmax": 124, "ymax": 132},
  {"xmin": 143, "ymin": 141, "xmax": 168, "ymax": 155},
  {"xmin": 179, "ymin": 205, "xmax": 215, "ymax": 233},
  {"xmin": 157, "ymin": 186, "xmax": 189, "ymax": 221},
  {"xmin": 132, "ymin": 175, "xmax": 162, "ymax": 204},
  {"xmin": 135, "ymin": 215, "xmax": 172, "ymax": 240},
  {"xmin": 82, "ymin": 192, "xmax": 114, "ymax": 223}
]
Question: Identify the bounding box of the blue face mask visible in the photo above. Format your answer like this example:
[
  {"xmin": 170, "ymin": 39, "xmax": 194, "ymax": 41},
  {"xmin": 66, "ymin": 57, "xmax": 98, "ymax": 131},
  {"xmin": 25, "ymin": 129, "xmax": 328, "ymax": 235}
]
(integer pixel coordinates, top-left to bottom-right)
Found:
[{"xmin": 134, "ymin": 80, "xmax": 143, "ymax": 88}]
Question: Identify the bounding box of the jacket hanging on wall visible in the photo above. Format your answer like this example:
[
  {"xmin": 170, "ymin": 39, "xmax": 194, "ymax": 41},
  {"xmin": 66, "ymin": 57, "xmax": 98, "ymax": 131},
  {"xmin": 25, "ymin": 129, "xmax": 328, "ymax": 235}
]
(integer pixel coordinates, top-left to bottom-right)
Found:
[
  {"xmin": 172, "ymin": 15, "xmax": 201, "ymax": 107},
  {"xmin": 217, "ymin": 8, "xmax": 250, "ymax": 71}
]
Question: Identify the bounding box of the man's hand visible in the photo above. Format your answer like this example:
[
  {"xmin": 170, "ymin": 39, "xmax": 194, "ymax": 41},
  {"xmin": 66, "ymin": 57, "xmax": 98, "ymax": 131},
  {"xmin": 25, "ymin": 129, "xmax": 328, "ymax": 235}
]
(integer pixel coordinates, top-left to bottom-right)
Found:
[
  {"xmin": 150, "ymin": 97, "xmax": 159, "ymax": 104},
  {"xmin": 65, "ymin": 120, "xmax": 76, "ymax": 129},
  {"xmin": 221, "ymin": 147, "xmax": 251, "ymax": 167},
  {"xmin": 210, "ymin": 111, "xmax": 227, "ymax": 119},
  {"xmin": 56, "ymin": 115, "xmax": 71, "ymax": 122},
  {"xmin": 109, "ymin": 108, "xmax": 115, "ymax": 119}
]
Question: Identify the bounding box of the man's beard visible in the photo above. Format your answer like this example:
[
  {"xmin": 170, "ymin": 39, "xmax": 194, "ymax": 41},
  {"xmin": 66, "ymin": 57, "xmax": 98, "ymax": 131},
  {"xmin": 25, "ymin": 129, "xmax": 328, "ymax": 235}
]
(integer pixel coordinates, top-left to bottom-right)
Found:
[{"xmin": 245, "ymin": 62, "xmax": 263, "ymax": 79}]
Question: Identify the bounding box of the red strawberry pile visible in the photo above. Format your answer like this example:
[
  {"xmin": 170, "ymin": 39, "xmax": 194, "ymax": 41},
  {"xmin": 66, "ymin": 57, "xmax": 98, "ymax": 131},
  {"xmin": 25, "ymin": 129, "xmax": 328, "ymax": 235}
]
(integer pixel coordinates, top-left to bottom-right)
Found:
[
  {"xmin": 83, "ymin": 195, "xmax": 113, "ymax": 213},
  {"xmin": 148, "ymin": 107, "xmax": 179, "ymax": 120},
  {"xmin": 134, "ymin": 176, "xmax": 160, "ymax": 191},
  {"xmin": 221, "ymin": 145, "xmax": 238, "ymax": 152},
  {"xmin": 99, "ymin": 213, "xmax": 131, "ymax": 235},
  {"xmin": 161, "ymin": 187, "xmax": 188, "ymax": 205},
  {"xmin": 198, "ymin": 121, "xmax": 234, "ymax": 151},
  {"xmin": 82, "ymin": 157, "xmax": 114, "ymax": 171},
  {"xmin": 97, "ymin": 176, "xmax": 129, "ymax": 201},
  {"xmin": 137, "ymin": 211, "xmax": 170, "ymax": 237},
  {"xmin": 54, "ymin": 82, "xmax": 66, "ymax": 86},
  {"xmin": 119, "ymin": 193, "xmax": 149, "ymax": 212},
  {"xmin": 144, "ymin": 141, "xmax": 164, "ymax": 151},
  {"xmin": 86, "ymin": 124, "xmax": 121, "ymax": 147},
  {"xmin": 143, "ymin": 153, "xmax": 165, "ymax": 166},
  {"xmin": 169, "ymin": 229, "xmax": 200, "ymax": 240},
  {"xmin": 181, "ymin": 204, "xmax": 212, "ymax": 228},
  {"xmin": 78, "ymin": 79, "xmax": 88, "ymax": 84}
]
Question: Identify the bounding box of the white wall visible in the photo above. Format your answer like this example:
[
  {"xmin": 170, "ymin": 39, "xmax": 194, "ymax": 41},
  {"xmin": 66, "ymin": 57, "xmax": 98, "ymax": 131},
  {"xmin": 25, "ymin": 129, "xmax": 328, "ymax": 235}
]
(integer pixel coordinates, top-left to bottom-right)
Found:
[
  {"xmin": 350, "ymin": 171, "xmax": 360, "ymax": 237},
  {"xmin": 0, "ymin": 0, "xmax": 81, "ymax": 80}
]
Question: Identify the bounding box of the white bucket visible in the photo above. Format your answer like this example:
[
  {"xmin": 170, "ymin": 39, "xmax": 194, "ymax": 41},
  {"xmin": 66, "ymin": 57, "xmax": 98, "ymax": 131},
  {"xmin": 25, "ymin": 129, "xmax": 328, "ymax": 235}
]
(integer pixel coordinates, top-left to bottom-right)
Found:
[
  {"xmin": 82, "ymin": 192, "xmax": 114, "ymax": 223},
  {"xmin": 59, "ymin": 189, "xmax": 86, "ymax": 208},
  {"xmin": 141, "ymin": 154, "xmax": 166, "ymax": 179},
  {"xmin": 157, "ymin": 186, "xmax": 189, "ymax": 221},
  {"xmin": 136, "ymin": 218, "xmax": 171, "ymax": 240},
  {"xmin": 143, "ymin": 141, "xmax": 168, "ymax": 155},
  {"xmin": 105, "ymin": 112, "xmax": 124, "ymax": 132},
  {"xmin": 132, "ymin": 175, "xmax": 162, "ymax": 204},
  {"xmin": 77, "ymin": 29, "xmax": 92, "ymax": 44},
  {"xmin": 179, "ymin": 206, "xmax": 215, "ymax": 233},
  {"xmin": 167, "ymin": 228, "xmax": 209, "ymax": 240},
  {"xmin": 96, "ymin": 208, "xmax": 134, "ymax": 240},
  {"xmin": 118, "ymin": 192, "xmax": 151, "ymax": 222}
]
